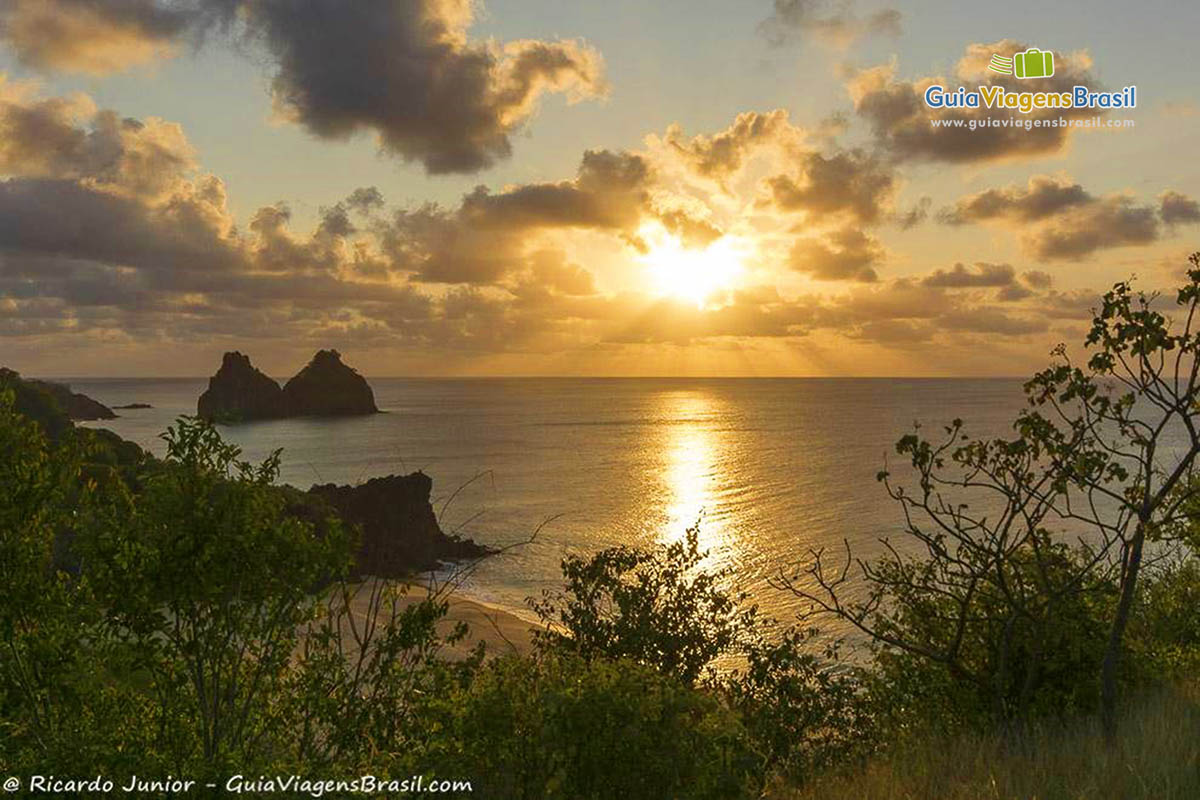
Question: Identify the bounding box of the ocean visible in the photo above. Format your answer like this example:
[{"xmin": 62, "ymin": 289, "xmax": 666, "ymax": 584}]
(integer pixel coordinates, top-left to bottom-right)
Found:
[{"xmin": 69, "ymin": 377, "xmax": 1033, "ymax": 630}]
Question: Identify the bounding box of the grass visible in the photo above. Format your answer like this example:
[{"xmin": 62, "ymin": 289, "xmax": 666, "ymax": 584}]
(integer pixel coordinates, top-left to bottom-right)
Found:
[{"xmin": 778, "ymin": 683, "xmax": 1200, "ymax": 800}]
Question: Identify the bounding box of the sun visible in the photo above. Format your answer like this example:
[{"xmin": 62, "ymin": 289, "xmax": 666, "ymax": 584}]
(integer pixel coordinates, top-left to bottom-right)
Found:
[{"xmin": 640, "ymin": 228, "xmax": 746, "ymax": 307}]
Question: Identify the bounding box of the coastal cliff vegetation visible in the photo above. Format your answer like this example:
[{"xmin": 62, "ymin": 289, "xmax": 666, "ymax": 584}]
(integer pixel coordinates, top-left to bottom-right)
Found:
[{"xmin": 4, "ymin": 262, "xmax": 1200, "ymax": 798}]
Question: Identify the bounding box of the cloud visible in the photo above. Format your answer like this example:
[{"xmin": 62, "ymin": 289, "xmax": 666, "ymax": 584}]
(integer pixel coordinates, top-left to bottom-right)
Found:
[
  {"xmin": 375, "ymin": 148, "xmax": 654, "ymax": 284},
  {"xmin": 0, "ymin": 0, "xmax": 196, "ymax": 75},
  {"xmin": 657, "ymin": 109, "xmax": 803, "ymax": 179},
  {"xmin": 529, "ymin": 250, "xmax": 597, "ymax": 296},
  {"xmin": 0, "ymin": 82, "xmax": 1130, "ymax": 368},
  {"xmin": 940, "ymin": 175, "xmax": 1196, "ymax": 260},
  {"xmin": 847, "ymin": 41, "xmax": 1101, "ymax": 163},
  {"xmin": 0, "ymin": 0, "xmax": 606, "ymax": 174},
  {"xmin": 1161, "ymin": 190, "xmax": 1200, "ymax": 226},
  {"xmin": 759, "ymin": 0, "xmax": 901, "ymax": 48},
  {"xmin": 763, "ymin": 148, "xmax": 895, "ymax": 224},
  {"xmin": 0, "ymin": 77, "xmax": 198, "ymax": 203},
  {"xmin": 788, "ymin": 228, "xmax": 882, "ymax": 281},
  {"xmin": 939, "ymin": 174, "xmax": 1091, "ymax": 224},
  {"xmin": 921, "ymin": 262, "xmax": 1015, "ymax": 288},
  {"xmin": 1023, "ymin": 199, "xmax": 1160, "ymax": 260},
  {"xmin": 895, "ymin": 196, "xmax": 930, "ymax": 229},
  {"xmin": 247, "ymin": 0, "xmax": 606, "ymax": 174},
  {"xmin": 459, "ymin": 150, "xmax": 651, "ymax": 232},
  {"xmin": 1021, "ymin": 270, "xmax": 1053, "ymax": 289},
  {"xmin": 818, "ymin": 275, "xmax": 1051, "ymax": 346},
  {"xmin": 604, "ymin": 287, "xmax": 816, "ymax": 344}
]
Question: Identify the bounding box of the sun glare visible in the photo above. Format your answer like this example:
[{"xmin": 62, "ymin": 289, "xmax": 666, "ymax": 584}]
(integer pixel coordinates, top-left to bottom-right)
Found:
[{"xmin": 640, "ymin": 228, "xmax": 746, "ymax": 307}]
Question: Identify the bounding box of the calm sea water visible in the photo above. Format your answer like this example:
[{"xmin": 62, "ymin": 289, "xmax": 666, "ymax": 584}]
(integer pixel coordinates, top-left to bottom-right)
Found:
[{"xmin": 68, "ymin": 378, "xmax": 1032, "ymax": 628}]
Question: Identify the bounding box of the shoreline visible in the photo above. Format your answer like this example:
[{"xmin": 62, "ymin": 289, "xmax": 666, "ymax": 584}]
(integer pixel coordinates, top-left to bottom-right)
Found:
[{"xmin": 342, "ymin": 577, "xmax": 536, "ymax": 659}]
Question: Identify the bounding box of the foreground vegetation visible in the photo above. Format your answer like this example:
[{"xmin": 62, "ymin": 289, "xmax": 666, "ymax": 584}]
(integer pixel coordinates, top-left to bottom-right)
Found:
[
  {"xmin": 3, "ymin": 260, "xmax": 1200, "ymax": 797},
  {"xmin": 787, "ymin": 683, "xmax": 1200, "ymax": 800}
]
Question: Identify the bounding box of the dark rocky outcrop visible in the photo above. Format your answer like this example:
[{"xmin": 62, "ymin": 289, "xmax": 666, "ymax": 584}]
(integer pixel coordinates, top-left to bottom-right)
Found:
[
  {"xmin": 306, "ymin": 472, "xmax": 491, "ymax": 577},
  {"xmin": 283, "ymin": 349, "xmax": 378, "ymax": 417},
  {"xmin": 197, "ymin": 352, "xmax": 285, "ymax": 421},
  {"xmin": 27, "ymin": 378, "xmax": 116, "ymax": 421},
  {"xmin": 6, "ymin": 366, "xmax": 484, "ymax": 578},
  {"xmin": 113, "ymin": 403, "xmax": 153, "ymax": 410},
  {"xmin": 197, "ymin": 350, "xmax": 378, "ymax": 422}
]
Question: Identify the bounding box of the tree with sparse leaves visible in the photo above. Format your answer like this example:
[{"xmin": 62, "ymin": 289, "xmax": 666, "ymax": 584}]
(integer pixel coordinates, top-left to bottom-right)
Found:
[{"xmin": 783, "ymin": 253, "xmax": 1200, "ymax": 740}]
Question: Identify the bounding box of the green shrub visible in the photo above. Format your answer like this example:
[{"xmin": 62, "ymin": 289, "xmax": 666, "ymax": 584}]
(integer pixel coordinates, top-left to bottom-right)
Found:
[
  {"xmin": 863, "ymin": 541, "xmax": 1116, "ymax": 732},
  {"xmin": 430, "ymin": 653, "xmax": 758, "ymax": 799},
  {"xmin": 724, "ymin": 629, "xmax": 873, "ymax": 784},
  {"xmin": 0, "ymin": 389, "xmax": 107, "ymax": 772},
  {"xmin": 283, "ymin": 582, "xmax": 482, "ymax": 772},
  {"xmin": 76, "ymin": 416, "xmax": 353, "ymax": 775},
  {"xmin": 530, "ymin": 523, "xmax": 873, "ymax": 788},
  {"xmin": 1129, "ymin": 556, "xmax": 1200, "ymax": 679},
  {"xmin": 531, "ymin": 524, "xmax": 754, "ymax": 685}
]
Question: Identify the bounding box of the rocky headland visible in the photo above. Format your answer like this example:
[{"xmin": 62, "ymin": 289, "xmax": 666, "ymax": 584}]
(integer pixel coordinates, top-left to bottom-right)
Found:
[
  {"xmin": 307, "ymin": 473, "xmax": 491, "ymax": 577},
  {"xmin": 26, "ymin": 377, "xmax": 117, "ymax": 421}
]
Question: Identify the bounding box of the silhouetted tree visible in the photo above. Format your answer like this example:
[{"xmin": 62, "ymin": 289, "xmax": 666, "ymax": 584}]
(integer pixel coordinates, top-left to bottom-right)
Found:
[{"xmin": 782, "ymin": 253, "xmax": 1200, "ymax": 740}]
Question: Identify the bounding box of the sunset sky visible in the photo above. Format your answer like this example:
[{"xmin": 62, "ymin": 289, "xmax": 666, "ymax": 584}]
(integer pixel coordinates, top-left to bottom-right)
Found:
[{"xmin": 2, "ymin": 0, "xmax": 1198, "ymax": 377}]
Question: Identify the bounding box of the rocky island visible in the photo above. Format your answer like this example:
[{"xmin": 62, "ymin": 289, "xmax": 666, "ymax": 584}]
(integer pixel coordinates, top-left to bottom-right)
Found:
[
  {"xmin": 283, "ymin": 349, "xmax": 379, "ymax": 417},
  {"xmin": 2, "ymin": 366, "xmax": 488, "ymax": 578},
  {"xmin": 197, "ymin": 349, "xmax": 378, "ymax": 421},
  {"xmin": 196, "ymin": 352, "xmax": 284, "ymax": 421}
]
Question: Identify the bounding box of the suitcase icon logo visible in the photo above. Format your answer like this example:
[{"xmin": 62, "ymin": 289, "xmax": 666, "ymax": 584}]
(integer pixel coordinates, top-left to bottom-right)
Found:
[{"xmin": 988, "ymin": 48, "xmax": 1055, "ymax": 79}]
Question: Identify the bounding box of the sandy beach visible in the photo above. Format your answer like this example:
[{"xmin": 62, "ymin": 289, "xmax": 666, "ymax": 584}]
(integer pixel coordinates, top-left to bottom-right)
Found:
[{"xmin": 339, "ymin": 579, "xmax": 536, "ymax": 660}]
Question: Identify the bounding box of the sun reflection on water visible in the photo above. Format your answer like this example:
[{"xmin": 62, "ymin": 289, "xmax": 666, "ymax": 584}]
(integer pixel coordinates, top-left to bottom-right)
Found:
[{"xmin": 657, "ymin": 391, "xmax": 729, "ymax": 558}]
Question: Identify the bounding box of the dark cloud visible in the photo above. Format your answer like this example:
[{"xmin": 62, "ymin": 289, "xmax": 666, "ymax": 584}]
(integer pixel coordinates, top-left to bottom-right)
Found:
[
  {"xmin": 939, "ymin": 175, "xmax": 1092, "ymax": 224},
  {"xmin": 459, "ymin": 150, "xmax": 650, "ymax": 231},
  {"xmin": 941, "ymin": 175, "xmax": 1191, "ymax": 260},
  {"xmin": 921, "ymin": 262, "xmax": 1015, "ymax": 288},
  {"xmin": 246, "ymin": 0, "xmax": 605, "ymax": 173},
  {"xmin": 0, "ymin": 0, "xmax": 606, "ymax": 174},
  {"xmin": 1022, "ymin": 270, "xmax": 1053, "ymax": 289},
  {"xmin": 994, "ymin": 270, "xmax": 1052, "ymax": 302},
  {"xmin": 939, "ymin": 307, "xmax": 1048, "ymax": 335},
  {"xmin": 818, "ymin": 276, "xmax": 1053, "ymax": 346},
  {"xmin": 656, "ymin": 209, "xmax": 723, "ymax": 248},
  {"xmin": 995, "ymin": 284, "xmax": 1034, "ymax": 302},
  {"xmin": 0, "ymin": 178, "xmax": 241, "ymax": 276},
  {"xmin": 759, "ymin": 0, "xmax": 901, "ymax": 48},
  {"xmin": 376, "ymin": 148, "xmax": 653, "ymax": 285},
  {"xmin": 1161, "ymin": 190, "xmax": 1200, "ymax": 226},
  {"xmin": 605, "ymin": 287, "xmax": 815, "ymax": 344},
  {"xmin": 764, "ymin": 148, "xmax": 895, "ymax": 224},
  {"xmin": 848, "ymin": 41, "xmax": 1101, "ymax": 163},
  {"xmin": 788, "ymin": 228, "xmax": 881, "ymax": 282},
  {"xmin": 1027, "ymin": 199, "xmax": 1160, "ymax": 260}
]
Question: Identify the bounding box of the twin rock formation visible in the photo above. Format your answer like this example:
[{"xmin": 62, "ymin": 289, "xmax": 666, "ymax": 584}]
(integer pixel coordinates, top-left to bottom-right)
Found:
[{"xmin": 198, "ymin": 349, "xmax": 378, "ymax": 421}]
